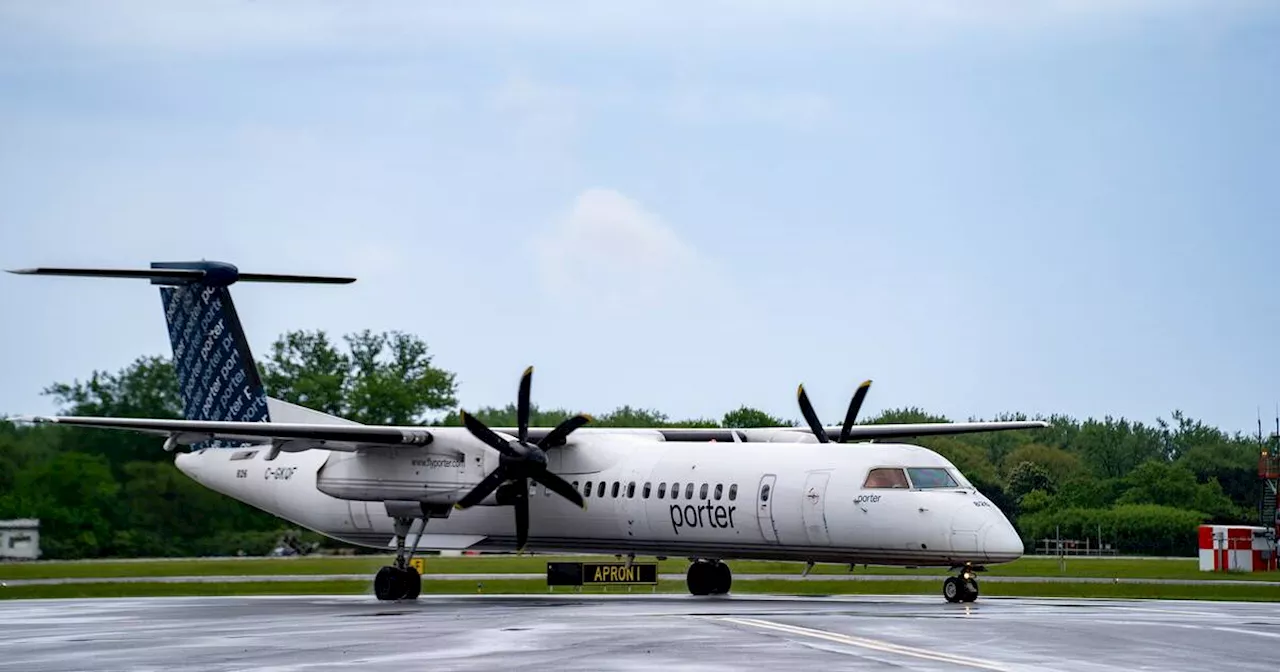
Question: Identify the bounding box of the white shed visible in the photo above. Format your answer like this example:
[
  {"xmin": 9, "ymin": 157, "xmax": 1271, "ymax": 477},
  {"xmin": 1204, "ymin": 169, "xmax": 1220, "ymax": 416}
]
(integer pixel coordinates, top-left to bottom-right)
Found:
[{"xmin": 0, "ymin": 519, "xmax": 41, "ymax": 560}]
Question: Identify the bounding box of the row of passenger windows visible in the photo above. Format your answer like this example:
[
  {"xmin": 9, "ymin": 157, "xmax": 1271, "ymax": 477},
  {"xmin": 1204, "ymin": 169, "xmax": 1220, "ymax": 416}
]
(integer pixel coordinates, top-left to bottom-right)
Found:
[{"xmin": 534, "ymin": 480, "xmax": 741, "ymax": 501}]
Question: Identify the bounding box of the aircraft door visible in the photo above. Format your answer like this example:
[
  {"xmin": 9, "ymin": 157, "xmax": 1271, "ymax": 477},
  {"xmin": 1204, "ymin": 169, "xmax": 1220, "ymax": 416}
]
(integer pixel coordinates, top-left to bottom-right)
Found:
[
  {"xmin": 757, "ymin": 474, "xmax": 780, "ymax": 544},
  {"xmin": 801, "ymin": 470, "xmax": 832, "ymax": 546}
]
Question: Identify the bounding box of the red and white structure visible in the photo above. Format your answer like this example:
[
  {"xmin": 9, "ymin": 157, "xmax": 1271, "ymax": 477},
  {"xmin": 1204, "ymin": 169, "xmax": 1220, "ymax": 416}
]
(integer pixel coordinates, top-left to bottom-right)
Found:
[{"xmin": 1198, "ymin": 525, "xmax": 1277, "ymax": 572}]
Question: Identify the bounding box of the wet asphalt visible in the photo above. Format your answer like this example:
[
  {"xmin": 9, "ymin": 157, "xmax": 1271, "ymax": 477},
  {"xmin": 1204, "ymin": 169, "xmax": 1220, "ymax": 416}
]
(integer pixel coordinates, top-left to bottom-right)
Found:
[{"xmin": 0, "ymin": 593, "xmax": 1276, "ymax": 671}]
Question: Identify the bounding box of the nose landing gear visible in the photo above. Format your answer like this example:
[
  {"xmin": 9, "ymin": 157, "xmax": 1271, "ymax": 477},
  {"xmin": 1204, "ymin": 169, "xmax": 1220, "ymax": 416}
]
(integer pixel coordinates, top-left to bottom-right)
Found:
[{"xmin": 943, "ymin": 563, "xmax": 981, "ymax": 603}]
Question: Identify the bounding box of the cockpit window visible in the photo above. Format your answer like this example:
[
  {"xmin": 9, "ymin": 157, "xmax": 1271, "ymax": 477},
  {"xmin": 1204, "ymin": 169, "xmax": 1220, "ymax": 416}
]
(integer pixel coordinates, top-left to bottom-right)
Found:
[
  {"xmin": 863, "ymin": 467, "xmax": 910, "ymax": 489},
  {"xmin": 907, "ymin": 467, "xmax": 960, "ymax": 489}
]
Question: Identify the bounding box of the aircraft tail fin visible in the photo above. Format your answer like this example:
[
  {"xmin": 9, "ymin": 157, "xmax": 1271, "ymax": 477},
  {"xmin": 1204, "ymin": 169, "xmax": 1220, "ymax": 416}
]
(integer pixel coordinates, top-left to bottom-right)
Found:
[{"xmin": 9, "ymin": 261, "xmax": 355, "ymax": 443}]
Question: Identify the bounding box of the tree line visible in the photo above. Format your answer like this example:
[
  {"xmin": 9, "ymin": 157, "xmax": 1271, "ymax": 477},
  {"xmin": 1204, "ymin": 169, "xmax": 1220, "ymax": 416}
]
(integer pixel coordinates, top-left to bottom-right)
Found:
[{"xmin": 0, "ymin": 329, "xmax": 1267, "ymax": 559}]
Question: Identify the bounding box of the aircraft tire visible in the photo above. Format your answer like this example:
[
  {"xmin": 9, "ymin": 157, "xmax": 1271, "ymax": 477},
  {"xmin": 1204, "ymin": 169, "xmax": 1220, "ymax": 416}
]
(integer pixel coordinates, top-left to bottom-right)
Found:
[
  {"xmin": 374, "ymin": 566, "xmax": 420, "ymax": 601},
  {"xmin": 711, "ymin": 562, "xmax": 732, "ymax": 595},
  {"xmin": 402, "ymin": 565, "xmax": 422, "ymax": 600},
  {"xmin": 374, "ymin": 566, "xmax": 401, "ymax": 601},
  {"xmin": 686, "ymin": 561, "xmax": 714, "ymax": 595},
  {"xmin": 960, "ymin": 578, "xmax": 978, "ymax": 603},
  {"xmin": 942, "ymin": 576, "xmax": 963, "ymax": 603}
]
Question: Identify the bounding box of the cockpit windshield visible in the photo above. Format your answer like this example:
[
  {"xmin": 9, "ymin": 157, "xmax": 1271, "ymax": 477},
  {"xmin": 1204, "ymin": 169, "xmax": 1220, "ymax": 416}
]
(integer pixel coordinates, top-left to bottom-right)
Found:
[
  {"xmin": 863, "ymin": 468, "xmax": 910, "ymax": 489},
  {"xmin": 862, "ymin": 466, "xmax": 962, "ymax": 489},
  {"xmin": 906, "ymin": 467, "xmax": 960, "ymax": 489}
]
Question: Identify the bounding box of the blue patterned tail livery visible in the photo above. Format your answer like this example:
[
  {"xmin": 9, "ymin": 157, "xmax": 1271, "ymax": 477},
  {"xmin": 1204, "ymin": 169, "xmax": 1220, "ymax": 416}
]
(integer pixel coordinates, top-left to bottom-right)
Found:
[
  {"xmin": 154, "ymin": 261, "xmax": 272, "ymax": 428},
  {"xmin": 6, "ymin": 261, "xmax": 355, "ymax": 438}
]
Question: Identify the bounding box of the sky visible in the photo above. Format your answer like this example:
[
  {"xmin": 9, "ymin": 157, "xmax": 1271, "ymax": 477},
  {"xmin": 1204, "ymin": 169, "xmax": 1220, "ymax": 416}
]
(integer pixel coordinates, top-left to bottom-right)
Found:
[{"xmin": 1, "ymin": 1, "xmax": 1278, "ymax": 436}]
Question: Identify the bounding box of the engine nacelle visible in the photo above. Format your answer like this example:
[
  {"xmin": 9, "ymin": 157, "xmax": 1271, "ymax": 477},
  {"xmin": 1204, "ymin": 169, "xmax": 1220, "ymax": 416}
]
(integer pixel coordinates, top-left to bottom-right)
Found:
[{"xmin": 316, "ymin": 443, "xmax": 491, "ymax": 505}]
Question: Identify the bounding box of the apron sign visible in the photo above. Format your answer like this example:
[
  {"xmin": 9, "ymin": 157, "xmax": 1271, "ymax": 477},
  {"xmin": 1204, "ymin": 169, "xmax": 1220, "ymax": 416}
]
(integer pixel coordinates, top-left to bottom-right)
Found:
[{"xmin": 546, "ymin": 561, "xmax": 658, "ymax": 586}]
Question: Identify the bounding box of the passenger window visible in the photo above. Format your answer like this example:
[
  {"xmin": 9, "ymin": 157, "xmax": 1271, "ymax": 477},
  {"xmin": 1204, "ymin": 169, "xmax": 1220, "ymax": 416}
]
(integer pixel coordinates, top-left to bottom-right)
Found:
[
  {"xmin": 584, "ymin": 481, "xmax": 592, "ymax": 497},
  {"xmin": 863, "ymin": 468, "xmax": 910, "ymax": 489},
  {"xmin": 611, "ymin": 482, "xmax": 620, "ymax": 498},
  {"xmin": 672, "ymin": 482, "xmax": 680, "ymax": 499},
  {"xmin": 761, "ymin": 484, "xmax": 771, "ymax": 502},
  {"xmin": 699, "ymin": 483, "xmax": 708, "ymax": 500},
  {"xmin": 729, "ymin": 484, "xmax": 738, "ymax": 501},
  {"xmin": 907, "ymin": 467, "xmax": 960, "ymax": 489},
  {"xmin": 714, "ymin": 484, "xmax": 723, "ymax": 500},
  {"xmin": 643, "ymin": 482, "xmax": 652, "ymax": 498},
  {"xmin": 685, "ymin": 483, "xmax": 694, "ymax": 499},
  {"xmin": 627, "ymin": 482, "xmax": 636, "ymax": 498},
  {"xmin": 597, "ymin": 482, "xmax": 606, "ymax": 498},
  {"xmin": 658, "ymin": 483, "xmax": 667, "ymax": 498}
]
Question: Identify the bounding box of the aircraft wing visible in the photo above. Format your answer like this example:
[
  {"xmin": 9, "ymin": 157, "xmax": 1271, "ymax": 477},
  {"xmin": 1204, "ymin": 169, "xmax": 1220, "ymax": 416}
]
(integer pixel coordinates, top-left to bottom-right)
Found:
[
  {"xmin": 513, "ymin": 420, "xmax": 1050, "ymax": 443},
  {"xmin": 15, "ymin": 415, "xmax": 432, "ymax": 452}
]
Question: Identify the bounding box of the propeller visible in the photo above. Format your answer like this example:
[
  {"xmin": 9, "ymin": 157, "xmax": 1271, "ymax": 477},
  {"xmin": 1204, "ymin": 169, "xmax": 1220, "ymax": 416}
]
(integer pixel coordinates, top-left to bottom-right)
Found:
[
  {"xmin": 455, "ymin": 366, "xmax": 590, "ymax": 551},
  {"xmin": 796, "ymin": 379, "xmax": 872, "ymax": 444}
]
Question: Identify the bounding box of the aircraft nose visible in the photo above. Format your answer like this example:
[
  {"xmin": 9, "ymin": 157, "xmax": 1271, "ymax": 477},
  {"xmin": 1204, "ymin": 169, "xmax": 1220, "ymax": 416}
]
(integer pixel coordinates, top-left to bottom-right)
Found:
[{"xmin": 982, "ymin": 519, "xmax": 1024, "ymax": 562}]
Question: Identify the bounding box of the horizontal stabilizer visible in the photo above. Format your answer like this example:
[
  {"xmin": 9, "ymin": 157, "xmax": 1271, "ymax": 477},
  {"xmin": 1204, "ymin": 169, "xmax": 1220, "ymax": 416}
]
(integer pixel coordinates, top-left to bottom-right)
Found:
[{"xmin": 7, "ymin": 261, "xmax": 354, "ymax": 287}]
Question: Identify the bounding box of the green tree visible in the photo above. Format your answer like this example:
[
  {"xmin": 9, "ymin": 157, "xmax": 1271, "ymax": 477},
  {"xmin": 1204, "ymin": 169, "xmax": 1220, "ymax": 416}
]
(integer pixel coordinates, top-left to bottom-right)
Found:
[
  {"xmin": 259, "ymin": 330, "xmax": 349, "ymax": 416},
  {"xmin": 260, "ymin": 329, "xmax": 458, "ymax": 425},
  {"xmin": 42, "ymin": 355, "xmax": 183, "ymax": 471},
  {"xmin": 1003, "ymin": 443, "xmax": 1085, "ymax": 486},
  {"xmin": 1007, "ymin": 461, "xmax": 1055, "ymax": 502},
  {"xmin": 722, "ymin": 406, "xmax": 787, "ymax": 428}
]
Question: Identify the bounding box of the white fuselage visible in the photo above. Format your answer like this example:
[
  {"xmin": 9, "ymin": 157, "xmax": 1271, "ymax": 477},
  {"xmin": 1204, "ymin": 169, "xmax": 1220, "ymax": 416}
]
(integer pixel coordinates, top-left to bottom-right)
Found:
[{"xmin": 175, "ymin": 433, "xmax": 1024, "ymax": 566}]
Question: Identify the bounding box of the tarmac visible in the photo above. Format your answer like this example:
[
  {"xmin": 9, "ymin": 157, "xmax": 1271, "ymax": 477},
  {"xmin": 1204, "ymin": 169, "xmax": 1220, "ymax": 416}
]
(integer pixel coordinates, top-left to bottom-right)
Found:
[{"xmin": 1, "ymin": 593, "xmax": 1276, "ymax": 671}]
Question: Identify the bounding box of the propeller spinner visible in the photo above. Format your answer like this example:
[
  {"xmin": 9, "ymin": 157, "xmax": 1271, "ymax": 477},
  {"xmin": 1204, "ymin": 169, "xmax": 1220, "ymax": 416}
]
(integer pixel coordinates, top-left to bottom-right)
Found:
[
  {"xmin": 796, "ymin": 379, "xmax": 872, "ymax": 443},
  {"xmin": 455, "ymin": 367, "xmax": 589, "ymax": 551}
]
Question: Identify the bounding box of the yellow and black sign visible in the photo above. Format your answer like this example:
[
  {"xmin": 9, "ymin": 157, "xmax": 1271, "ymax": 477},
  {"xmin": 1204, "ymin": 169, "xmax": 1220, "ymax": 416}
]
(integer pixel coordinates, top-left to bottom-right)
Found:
[
  {"xmin": 546, "ymin": 561, "xmax": 658, "ymax": 586},
  {"xmin": 409, "ymin": 557, "xmax": 425, "ymax": 574}
]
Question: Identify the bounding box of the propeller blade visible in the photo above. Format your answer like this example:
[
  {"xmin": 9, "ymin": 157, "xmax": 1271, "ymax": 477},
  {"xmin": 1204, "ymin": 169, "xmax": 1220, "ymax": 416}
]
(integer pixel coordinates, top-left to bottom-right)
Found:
[
  {"xmin": 514, "ymin": 480, "xmax": 530, "ymax": 551},
  {"xmin": 533, "ymin": 470, "xmax": 586, "ymax": 509},
  {"xmin": 461, "ymin": 411, "xmax": 519, "ymax": 458},
  {"xmin": 517, "ymin": 366, "xmax": 533, "ymax": 444},
  {"xmin": 539, "ymin": 413, "xmax": 592, "ymax": 449},
  {"xmin": 456, "ymin": 467, "xmax": 508, "ymax": 509},
  {"xmin": 797, "ymin": 384, "xmax": 829, "ymax": 443},
  {"xmin": 839, "ymin": 379, "xmax": 873, "ymax": 443}
]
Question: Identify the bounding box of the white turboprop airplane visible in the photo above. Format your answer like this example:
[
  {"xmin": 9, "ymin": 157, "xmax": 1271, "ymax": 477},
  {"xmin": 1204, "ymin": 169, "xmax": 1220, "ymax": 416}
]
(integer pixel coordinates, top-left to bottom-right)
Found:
[{"xmin": 8, "ymin": 261, "xmax": 1047, "ymax": 603}]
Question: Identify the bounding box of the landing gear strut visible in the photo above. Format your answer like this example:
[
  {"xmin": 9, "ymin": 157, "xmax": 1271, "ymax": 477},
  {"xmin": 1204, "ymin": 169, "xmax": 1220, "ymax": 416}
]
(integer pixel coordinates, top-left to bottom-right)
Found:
[
  {"xmin": 943, "ymin": 563, "xmax": 980, "ymax": 603},
  {"xmin": 374, "ymin": 516, "xmax": 423, "ymax": 601},
  {"xmin": 686, "ymin": 559, "xmax": 732, "ymax": 596}
]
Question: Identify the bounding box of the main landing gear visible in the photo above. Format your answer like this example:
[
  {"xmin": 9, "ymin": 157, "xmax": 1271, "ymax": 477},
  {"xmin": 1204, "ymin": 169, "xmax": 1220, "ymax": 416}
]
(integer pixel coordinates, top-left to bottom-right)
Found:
[
  {"xmin": 374, "ymin": 516, "xmax": 423, "ymax": 601},
  {"xmin": 686, "ymin": 559, "xmax": 732, "ymax": 596},
  {"xmin": 943, "ymin": 563, "xmax": 980, "ymax": 603}
]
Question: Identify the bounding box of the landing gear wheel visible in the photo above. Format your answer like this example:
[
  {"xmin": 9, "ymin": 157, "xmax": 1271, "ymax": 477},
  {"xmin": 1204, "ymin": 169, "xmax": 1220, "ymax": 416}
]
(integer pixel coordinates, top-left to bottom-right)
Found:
[
  {"xmin": 686, "ymin": 560, "xmax": 731, "ymax": 596},
  {"xmin": 373, "ymin": 565, "xmax": 421, "ymax": 601},
  {"xmin": 687, "ymin": 561, "xmax": 712, "ymax": 595},
  {"xmin": 943, "ymin": 576, "xmax": 962, "ymax": 603},
  {"xmin": 402, "ymin": 565, "xmax": 421, "ymax": 600},
  {"xmin": 711, "ymin": 562, "xmax": 732, "ymax": 595},
  {"xmin": 943, "ymin": 574, "xmax": 980, "ymax": 603}
]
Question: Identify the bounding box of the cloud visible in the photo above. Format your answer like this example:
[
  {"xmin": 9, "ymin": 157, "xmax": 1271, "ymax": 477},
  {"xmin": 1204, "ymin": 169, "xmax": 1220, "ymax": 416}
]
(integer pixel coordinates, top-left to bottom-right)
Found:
[{"xmin": 533, "ymin": 188, "xmax": 727, "ymax": 311}]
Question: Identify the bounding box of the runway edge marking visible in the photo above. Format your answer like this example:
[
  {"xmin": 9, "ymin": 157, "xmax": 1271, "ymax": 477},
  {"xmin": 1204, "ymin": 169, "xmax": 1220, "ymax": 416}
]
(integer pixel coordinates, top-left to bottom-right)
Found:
[{"xmin": 718, "ymin": 617, "xmax": 1012, "ymax": 672}]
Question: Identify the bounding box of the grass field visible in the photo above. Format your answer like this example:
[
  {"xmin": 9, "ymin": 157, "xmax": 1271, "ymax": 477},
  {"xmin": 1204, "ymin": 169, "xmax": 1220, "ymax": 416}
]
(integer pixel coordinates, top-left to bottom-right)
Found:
[
  {"xmin": 4, "ymin": 554, "xmax": 1278, "ymax": 582},
  {"xmin": 4, "ymin": 554, "xmax": 1279, "ymax": 601}
]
